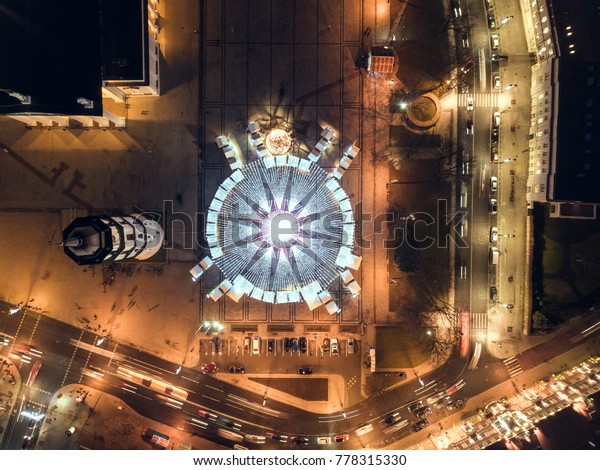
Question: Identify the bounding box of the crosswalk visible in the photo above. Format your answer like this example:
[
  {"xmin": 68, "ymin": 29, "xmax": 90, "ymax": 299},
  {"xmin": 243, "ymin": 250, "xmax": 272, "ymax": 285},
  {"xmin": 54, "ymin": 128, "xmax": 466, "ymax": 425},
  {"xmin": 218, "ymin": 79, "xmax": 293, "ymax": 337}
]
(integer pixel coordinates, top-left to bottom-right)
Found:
[
  {"xmin": 470, "ymin": 312, "xmax": 488, "ymax": 332},
  {"xmin": 503, "ymin": 356, "xmax": 524, "ymax": 377},
  {"xmin": 458, "ymin": 93, "xmax": 499, "ymax": 109}
]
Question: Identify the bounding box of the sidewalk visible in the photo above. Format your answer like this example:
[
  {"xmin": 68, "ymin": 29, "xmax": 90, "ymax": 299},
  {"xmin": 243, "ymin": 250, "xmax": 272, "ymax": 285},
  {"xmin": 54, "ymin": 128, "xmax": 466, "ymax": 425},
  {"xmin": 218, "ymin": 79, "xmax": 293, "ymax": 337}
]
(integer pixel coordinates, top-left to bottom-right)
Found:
[
  {"xmin": 0, "ymin": 355, "xmax": 21, "ymax": 441},
  {"xmin": 37, "ymin": 384, "xmax": 226, "ymax": 450}
]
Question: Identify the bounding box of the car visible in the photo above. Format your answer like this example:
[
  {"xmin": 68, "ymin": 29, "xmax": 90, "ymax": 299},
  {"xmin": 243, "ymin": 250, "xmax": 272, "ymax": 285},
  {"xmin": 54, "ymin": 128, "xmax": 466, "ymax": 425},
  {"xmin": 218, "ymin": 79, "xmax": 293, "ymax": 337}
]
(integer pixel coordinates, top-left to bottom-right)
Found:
[
  {"xmin": 412, "ymin": 419, "xmax": 430, "ymax": 432},
  {"xmin": 347, "ymin": 338, "xmax": 355, "ymax": 355},
  {"xmin": 460, "ymin": 183, "xmax": 468, "ymax": 208},
  {"xmin": 461, "ymin": 85, "xmax": 469, "ymax": 94},
  {"xmin": 493, "ymin": 112, "xmax": 500, "ymax": 128},
  {"xmin": 198, "ymin": 408, "xmax": 218, "ymax": 420},
  {"xmin": 267, "ymin": 432, "xmax": 288, "ymax": 443},
  {"xmin": 201, "ymin": 362, "xmax": 217, "ymax": 374},
  {"xmin": 252, "ymin": 336, "xmax": 261, "ymax": 355},
  {"xmin": 490, "ymin": 226, "xmax": 498, "ymax": 243},
  {"xmin": 66, "ymin": 426, "xmax": 76, "ymax": 436},
  {"xmin": 317, "ymin": 436, "xmax": 331, "ymax": 445},
  {"xmin": 244, "ymin": 434, "xmax": 266, "ymax": 444},
  {"xmin": 21, "ymin": 436, "xmax": 32, "ymax": 449},
  {"xmin": 493, "ymin": 74, "xmax": 501, "ymax": 89},
  {"xmin": 461, "ymin": 33, "xmax": 470, "ymax": 49},
  {"xmin": 228, "ymin": 364, "xmax": 245, "ymax": 373},
  {"xmin": 224, "ymin": 420, "xmax": 242, "ymax": 430},
  {"xmin": 462, "ymin": 150, "xmax": 470, "ymax": 174},
  {"xmin": 385, "ymin": 412, "xmax": 401, "ymax": 425},
  {"xmin": 27, "ymin": 418, "xmax": 36, "ymax": 429},
  {"xmin": 491, "ymin": 147, "xmax": 498, "ymax": 162},
  {"xmin": 490, "ymin": 176, "xmax": 498, "ymax": 193},
  {"xmin": 466, "ymin": 118, "xmax": 473, "ymax": 134},
  {"xmin": 0, "ymin": 334, "xmax": 10, "ymax": 346},
  {"xmin": 243, "ymin": 336, "xmax": 251, "ymax": 351},
  {"xmin": 487, "ymin": 11, "xmax": 496, "ymax": 29},
  {"xmin": 489, "ymin": 247, "xmax": 499, "ymax": 265},
  {"xmin": 299, "ymin": 337, "xmax": 307, "ymax": 353},
  {"xmin": 291, "ymin": 337, "xmax": 299, "ymax": 353},
  {"xmin": 460, "ymin": 59, "xmax": 473, "ymax": 75},
  {"xmin": 459, "ymin": 218, "xmax": 468, "ymax": 238},
  {"xmin": 491, "ymin": 53, "xmax": 508, "ymax": 61},
  {"xmin": 323, "ymin": 338, "xmax": 330, "ymax": 353},
  {"xmin": 334, "ymin": 433, "xmax": 350, "ymax": 443},
  {"xmin": 490, "ymin": 34, "xmax": 500, "ymax": 50},
  {"xmin": 451, "ymin": 0, "xmax": 462, "ymax": 17},
  {"xmin": 355, "ymin": 424, "xmax": 374, "ymax": 436},
  {"xmin": 407, "ymin": 401, "xmax": 423, "ymax": 413},
  {"xmin": 491, "ymin": 128, "xmax": 499, "ymax": 144},
  {"xmin": 283, "ymin": 337, "xmax": 291, "ymax": 353},
  {"xmin": 298, "ymin": 366, "xmax": 313, "ymax": 375},
  {"xmin": 232, "ymin": 444, "xmax": 249, "ymax": 450},
  {"xmin": 467, "ymin": 96, "xmax": 473, "ymax": 111},
  {"xmin": 447, "ymin": 399, "xmax": 464, "ymax": 410},
  {"xmin": 489, "ymin": 198, "xmax": 498, "ymax": 214},
  {"xmin": 414, "ymin": 406, "xmax": 431, "ymax": 418},
  {"xmin": 490, "ymin": 286, "xmax": 498, "ymax": 301},
  {"xmin": 330, "ymin": 338, "xmax": 339, "ymax": 356},
  {"xmin": 291, "ymin": 436, "xmax": 309, "ymax": 445},
  {"xmin": 267, "ymin": 339, "xmax": 274, "ymax": 353}
]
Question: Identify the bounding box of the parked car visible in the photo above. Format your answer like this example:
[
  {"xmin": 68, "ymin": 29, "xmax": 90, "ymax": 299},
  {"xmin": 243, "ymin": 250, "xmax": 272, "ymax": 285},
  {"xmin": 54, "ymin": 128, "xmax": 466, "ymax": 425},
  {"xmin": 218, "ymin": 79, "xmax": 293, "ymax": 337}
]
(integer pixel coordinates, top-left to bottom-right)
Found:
[
  {"xmin": 491, "ymin": 128, "xmax": 499, "ymax": 144},
  {"xmin": 490, "ymin": 286, "xmax": 498, "ymax": 301},
  {"xmin": 489, "ymin": 198, "xmax": 498, "ymax": 214},
  {"xmin": 284, "ymin": 337, "xmax": 291, "ymax": 353},
  {"xmin": 490, "ymin": 226, "xmax": 498, "ymax": 243},
  {"xmin": 298, "ymin": 366, "xmax": 313, "ymax": 375},
  {"xmin": 267, "ymin": 432, "xmax": 288, "ymax": 443},
  {"xmin": 347, "ymin": 338, "xmax": 355, "ymax": 355},
  {"xmin": 330, "ymin": 338, "xmax": 339, "ymax": 356},
  {"xmin": 487, "ymin": 11, "xmax": 496, "ymax": 29},
  {"xmin": 244, "ymin": 336, "xmax": 251, "ymax": 351},
  {"xmin": 412, "ymin": 419, "xmax": 430, "ymax": 432},
  {"xmin": 491, "ymin": 53, "xmax": 508, "ymax": 61},
  {"xmin": 211, "ymin": 337, "xmax": 221, "ymax": 356},
  {"xmin": 317, "ymin": 437, "xmax": 331, "ymax": 445},
  {"xmin": 334, "ymin": 433, "xmax": 349, "ymax": 443},
  {"xmin": 447, "ymin": 399, "xmax": 464, "ymax": 410},
  {"xmin": 291, "ymin": 338, "xmax": 299, "ymax": 353},
  {"xmin": 490, "ymin": 34, "xmax": 500, "ymax": 50},
  {"xmin": 414, "ymin": 406, "xmax": 431, "ymax": 418},
  {"xmin": 491, "ymin": 147, "xmax": 498, "ymax": 162},
  {"xmin": 323, "ymin": 338, "xmax": 330, "ymax": 353},
  {"xmin": 228, "ymin": 364, "xmax": 245, "ymax": 373},
  {"xmin": 267, "ymin": 339, "xmax": 274, "ymax": 353},
  {"xmin": 252, "ymin": 336, "xmax": 261, "ymax": 355},
  {"xmin": 493, "ymin": 74, "xmax": 501, "ymax": 90},
  {"xmin": 299, "ymin": 336, "xmax": 307, "ymax": 353},
  {"xmin": 408, "ymin": 401, "xmax": 423, "ymax": 413},
  {"xmin": 493, "ymin": 112, "xmax": 500, "ymax": 128},
  {"xmin": 490, "ymin": 176, "xmax": 498, "ymax": 193}
]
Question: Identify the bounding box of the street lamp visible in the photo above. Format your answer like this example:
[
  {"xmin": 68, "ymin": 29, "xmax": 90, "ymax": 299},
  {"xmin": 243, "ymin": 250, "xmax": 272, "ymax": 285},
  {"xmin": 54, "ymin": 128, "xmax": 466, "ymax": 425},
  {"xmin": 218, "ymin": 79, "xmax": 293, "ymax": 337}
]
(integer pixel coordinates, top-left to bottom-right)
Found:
[
  {"xmin": 498, "ymin": 15, "xmax": 514, "ymax": 28},
  {"xmin": 502, "ymin": 84, "xmax": 517, "ymax": 92},
  {"xmin": 500, "ymin": 158, "xmax": 517, "ymax": 163}
]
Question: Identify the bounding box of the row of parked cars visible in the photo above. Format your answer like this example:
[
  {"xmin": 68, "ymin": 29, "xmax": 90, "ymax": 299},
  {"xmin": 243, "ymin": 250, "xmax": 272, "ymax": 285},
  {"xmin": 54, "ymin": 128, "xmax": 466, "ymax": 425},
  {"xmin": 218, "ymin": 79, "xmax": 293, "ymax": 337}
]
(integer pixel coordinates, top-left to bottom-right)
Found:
[{"xmin": 241, "ymin": 336, "xmax": 355, "ymax": 356}]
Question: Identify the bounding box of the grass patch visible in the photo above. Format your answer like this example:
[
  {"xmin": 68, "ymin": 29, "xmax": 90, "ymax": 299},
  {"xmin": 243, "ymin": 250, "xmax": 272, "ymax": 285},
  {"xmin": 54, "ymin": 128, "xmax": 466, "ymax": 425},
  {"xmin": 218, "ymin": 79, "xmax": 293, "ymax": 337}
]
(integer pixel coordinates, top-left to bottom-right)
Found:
[
  {"xmin": 375, "ymin": 326, "xmax": 428, "ymax": 368},
  {"xmin": 542, "ymin": 236, "xmax": 564, "ymax": 275}
]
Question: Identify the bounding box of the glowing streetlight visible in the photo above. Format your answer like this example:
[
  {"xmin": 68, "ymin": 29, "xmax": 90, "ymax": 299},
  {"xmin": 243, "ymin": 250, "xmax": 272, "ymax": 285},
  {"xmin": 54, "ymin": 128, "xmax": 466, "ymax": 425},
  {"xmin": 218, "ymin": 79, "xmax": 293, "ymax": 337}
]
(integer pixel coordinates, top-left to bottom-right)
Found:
[
  {"xmin": 498, "ymin": 15, "xmax": 514, "ymax": 28},
  {"xmin": 502, "ymin": 84, "xmax": 517, "ymax": 92}
]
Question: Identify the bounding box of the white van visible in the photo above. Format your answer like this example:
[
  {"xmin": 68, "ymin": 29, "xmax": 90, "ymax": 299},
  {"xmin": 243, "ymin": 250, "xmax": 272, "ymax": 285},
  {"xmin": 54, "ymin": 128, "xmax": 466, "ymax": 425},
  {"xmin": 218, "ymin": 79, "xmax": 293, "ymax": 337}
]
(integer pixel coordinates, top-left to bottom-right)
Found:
[
  {"xmin": 252, "ymin": 336, "xmax": 261, "ymax": 355},
  {"xmin": 489, "ymin": 247, "xmax": 499, "ymax": 265}
]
